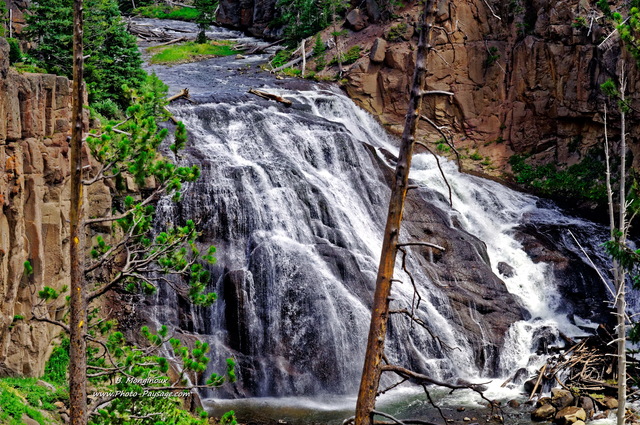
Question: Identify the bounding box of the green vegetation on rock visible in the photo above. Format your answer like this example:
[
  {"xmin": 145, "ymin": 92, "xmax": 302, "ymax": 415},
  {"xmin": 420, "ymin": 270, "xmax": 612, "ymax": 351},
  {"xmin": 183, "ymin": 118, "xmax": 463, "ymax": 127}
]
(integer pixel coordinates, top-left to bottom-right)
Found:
[
  {"xmin": 149, "ymin": 41, "xmax": 240, "ymax": 65},
  {"xmin": 330, "ymin": 45, "xmax": 361, "ymax": 65},
  {"xmin": 274, "ymin": 0, "xmax": 349, "ymax": 44},
  {"xmin": 509, "ymin": 152, "xmax": 608, "ymax": 204}
]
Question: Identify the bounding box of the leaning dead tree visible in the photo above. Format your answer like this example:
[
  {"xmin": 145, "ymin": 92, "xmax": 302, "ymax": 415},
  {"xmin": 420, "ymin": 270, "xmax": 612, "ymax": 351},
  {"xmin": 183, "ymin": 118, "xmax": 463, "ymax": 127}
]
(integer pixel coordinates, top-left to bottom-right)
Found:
[{"xmin": 352, "ymin": 1, "xmax": 484, "ymax": 424}]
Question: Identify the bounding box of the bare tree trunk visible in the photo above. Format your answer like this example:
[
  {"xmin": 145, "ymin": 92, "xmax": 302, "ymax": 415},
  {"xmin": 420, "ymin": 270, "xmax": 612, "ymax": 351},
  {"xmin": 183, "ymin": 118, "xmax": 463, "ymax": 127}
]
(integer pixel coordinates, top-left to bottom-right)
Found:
[
  {"xmin": 331, "ymin": 6, "xmax": 343, "ymax": 77},
  {"xmin": 354, "ymin": 1, "xmax": 437, "ymax": 424},
  {"xmin": 69, "ymin": 0, "xmax": 87, "ymax": 424},
  {"xmin": 301, "ymin": 39, "xmax": 306, "ymax": 78},
  {"xmin": 616, "ymin": 68, "xmax": 627, "ymax": 425}
]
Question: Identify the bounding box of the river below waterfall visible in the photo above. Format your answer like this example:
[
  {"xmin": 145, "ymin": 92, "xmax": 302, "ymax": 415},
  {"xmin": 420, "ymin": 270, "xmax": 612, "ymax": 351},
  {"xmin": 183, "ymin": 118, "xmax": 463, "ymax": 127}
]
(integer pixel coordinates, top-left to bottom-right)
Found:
[{"xmin": 134, "ymin": 19, "xmax": 626, "ymax": 424}]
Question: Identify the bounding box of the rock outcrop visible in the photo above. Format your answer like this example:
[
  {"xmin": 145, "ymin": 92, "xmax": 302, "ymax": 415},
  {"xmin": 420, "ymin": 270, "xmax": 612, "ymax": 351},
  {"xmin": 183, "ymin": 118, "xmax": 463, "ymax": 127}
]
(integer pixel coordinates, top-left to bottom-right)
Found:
[
  {"xmin": 223, "ymin": 0, "xmax": 638, "ymax": 180},
  {"xmin": 339, "ymin": 0, "xmax": 640, "ymax": 176},
  {"xmin": 0, "ymin": 38, "xmax": 110, "ymax": 377},
  {"xmin": 216, "ymin": 0, "xmax": 281, "ymax": 38}
]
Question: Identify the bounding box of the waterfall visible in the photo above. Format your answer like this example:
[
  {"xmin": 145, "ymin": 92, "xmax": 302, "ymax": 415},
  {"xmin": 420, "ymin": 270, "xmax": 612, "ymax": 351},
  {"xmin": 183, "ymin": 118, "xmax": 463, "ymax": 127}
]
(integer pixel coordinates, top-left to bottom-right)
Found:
[
  {"xmin": 136, "ymin": 20, "xmax": 614, "ymax": 397},
  {"xmin": 145, "ymin": 85, "xmax": 614, "ymax": 398}
]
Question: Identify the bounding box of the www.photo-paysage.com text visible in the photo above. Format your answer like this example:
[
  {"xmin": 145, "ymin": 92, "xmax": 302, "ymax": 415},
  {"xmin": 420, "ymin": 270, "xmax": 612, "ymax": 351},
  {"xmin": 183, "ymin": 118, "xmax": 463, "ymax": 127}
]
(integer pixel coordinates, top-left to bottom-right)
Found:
[{"xmin": 93, "ymin": 390, "xmax": 191, "ymax": 398}]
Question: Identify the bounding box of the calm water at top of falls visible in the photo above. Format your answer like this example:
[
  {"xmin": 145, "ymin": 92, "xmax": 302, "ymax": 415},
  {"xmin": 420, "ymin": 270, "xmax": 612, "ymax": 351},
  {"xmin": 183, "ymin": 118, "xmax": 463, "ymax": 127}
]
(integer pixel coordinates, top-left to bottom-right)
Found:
[{"xmin": 137, "ymin": 19, "xmax": 629, "ymax": 423}]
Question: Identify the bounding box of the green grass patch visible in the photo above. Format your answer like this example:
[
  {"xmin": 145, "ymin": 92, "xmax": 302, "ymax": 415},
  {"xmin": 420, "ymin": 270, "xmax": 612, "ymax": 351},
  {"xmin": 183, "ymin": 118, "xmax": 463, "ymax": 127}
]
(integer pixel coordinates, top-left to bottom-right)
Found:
[
  {"xmin": 134, "ymin": 5, "xmax": 200, "ymax": 21},
  {"xmin": 272, "ymin": 49, "xmax": 293, "ymax": 68},
  {"xmin": 12, "ymin": 62, "xmax": 47, "ymax": 74},
  {"xmin": 149, "ymin": 41, "xmax": 239, "ymax": 65},
  {"xmin": 435, "ymin": 139, "xmax": 450, "ymax": 153},
  {"xmin": 281, "ymin": 67, "xmax": 301, "ymax": 77}
]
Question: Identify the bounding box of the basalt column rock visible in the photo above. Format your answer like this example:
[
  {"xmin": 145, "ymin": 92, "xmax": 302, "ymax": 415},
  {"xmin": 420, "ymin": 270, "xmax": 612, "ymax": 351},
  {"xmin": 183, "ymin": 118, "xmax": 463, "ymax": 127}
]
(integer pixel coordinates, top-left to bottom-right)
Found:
[
  {"xmin": 0, "ymin": 37, "xmax": 110, "ymax": 377},
  {"xmin": 216, "ymin": 0, "xmax": 280, "ymax": 38}
]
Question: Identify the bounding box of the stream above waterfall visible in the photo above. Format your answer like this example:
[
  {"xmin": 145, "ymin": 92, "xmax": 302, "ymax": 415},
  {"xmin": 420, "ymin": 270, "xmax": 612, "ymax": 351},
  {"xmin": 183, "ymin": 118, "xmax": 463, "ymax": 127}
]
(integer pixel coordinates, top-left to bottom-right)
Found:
[{"xmin": 135, "ymin": 18, "xmax": 624, "ymax": 423}]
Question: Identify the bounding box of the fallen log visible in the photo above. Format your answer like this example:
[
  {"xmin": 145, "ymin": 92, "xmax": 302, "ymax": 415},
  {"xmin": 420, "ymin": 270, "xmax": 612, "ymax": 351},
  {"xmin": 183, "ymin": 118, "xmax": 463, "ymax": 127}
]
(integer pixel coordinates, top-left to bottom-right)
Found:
[
  {"xmin": 248, "ymin": 88, "xmax": 292, "ymax": 106},
  {"xmin": 163, "ymin": 26, "xmax": 193, "ymax": 33},
  {"xmin": 167, "ymin": 88, "xmax": 191, "ymax": 103},
  {"xmin": 127, "ymin": 23, "xmax": 172, "ymax": 41},
  {"xmin": 247, "ymin": 39, "xmax": 284, "ymax": 55},
  {"xmin": 270, "ymin": 51, "xmax": 313, "ymax": 73},
  {"xmin": 154, "ymin": 36, "xmax": 188, "ymax": 48}
]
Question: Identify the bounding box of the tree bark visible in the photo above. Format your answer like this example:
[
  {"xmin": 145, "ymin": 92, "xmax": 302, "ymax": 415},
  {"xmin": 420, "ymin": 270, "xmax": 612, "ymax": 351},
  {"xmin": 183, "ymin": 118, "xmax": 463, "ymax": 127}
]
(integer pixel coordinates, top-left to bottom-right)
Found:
[
  {"xmin": 616, "ymin": 68, "xmax": 627, "ymax": 425},
  {"xmin": 69, "ymin": 0, "xmax": 88, "ymax": 424},
  {"xmin": 354, "ymin": 1, "xmax": 438, "ymax": 424}
]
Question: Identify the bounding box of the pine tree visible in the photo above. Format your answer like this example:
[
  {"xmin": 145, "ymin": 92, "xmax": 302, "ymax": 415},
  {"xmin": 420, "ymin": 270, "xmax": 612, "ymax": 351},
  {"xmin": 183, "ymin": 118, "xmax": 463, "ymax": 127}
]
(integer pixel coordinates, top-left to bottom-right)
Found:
[
  {"xmin": 25, "ymin": 0, "xmax": 146, "ymax": 108},
  {"xmin": 194, "ymin": 0, "xmax": 217, "ymax": 43}
]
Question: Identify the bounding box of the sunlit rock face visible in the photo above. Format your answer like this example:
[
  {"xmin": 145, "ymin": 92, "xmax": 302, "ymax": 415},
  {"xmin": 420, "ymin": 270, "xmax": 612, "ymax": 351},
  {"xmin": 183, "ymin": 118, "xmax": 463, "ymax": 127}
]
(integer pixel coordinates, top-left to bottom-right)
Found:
[
  {"xmin": 0, "ymin": 38, "xmax": 111, "ymax": 377},
  {"xmin": 216, "ymin": 0, "xmax": 640, "ymax": 184}
]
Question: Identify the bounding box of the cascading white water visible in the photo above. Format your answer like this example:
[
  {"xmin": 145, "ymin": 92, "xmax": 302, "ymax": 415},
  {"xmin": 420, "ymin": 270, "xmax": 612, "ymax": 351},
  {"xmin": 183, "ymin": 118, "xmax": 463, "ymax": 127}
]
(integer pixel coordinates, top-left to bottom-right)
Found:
[
  {"xmin": 135, "ymin": 14, "xmax": 615, "ymax": 397},
  {"xmin": 150, "ymin": 85, "xmax": 613, "ymax": 398}
]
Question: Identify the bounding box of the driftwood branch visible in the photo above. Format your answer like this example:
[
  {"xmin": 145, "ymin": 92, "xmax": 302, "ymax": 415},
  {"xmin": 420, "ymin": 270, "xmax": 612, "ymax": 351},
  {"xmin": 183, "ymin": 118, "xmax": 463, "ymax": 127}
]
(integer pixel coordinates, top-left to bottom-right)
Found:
[
  {"xmin": 419, "ymin": 115, "xmax": 462, "ymax": 172},
  {"xmin": 248, "ymin": 88, "xmax": 292, "ymax": 106},
  {"xmin": 270, "ymin": 51, "xmax": 314, "ymax": 73},
  {"xmin": 154, "ymin": 36, "xmax": 188, "ymax": 48},
  {"xmin": 246, "ymin": 39, "xmax": 284, "ymax": 54},
  {"xmin": 397, "ymin": 241, "xmax": 446, "ymax": 251},
  {"xmin": 414, "ymin": 140, "xmax": 453, "ymax": 207},
  {"xmin": 167, "ymin": 88, "xmax": 191, "ymax": 103}
]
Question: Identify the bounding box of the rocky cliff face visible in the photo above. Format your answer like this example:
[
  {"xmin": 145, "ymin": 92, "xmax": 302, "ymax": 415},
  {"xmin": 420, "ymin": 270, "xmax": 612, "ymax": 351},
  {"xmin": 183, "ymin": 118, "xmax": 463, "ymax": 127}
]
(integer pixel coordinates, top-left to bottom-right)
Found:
[
  {"xmin": 341, "ymin": 0, "xmax": 639, "ymax": 176},
  {"xmin": 218, "ymin": 0, "xmax": 638, "ymax": 180},
  {"xmin": 0, "ymin": 38, "xmax": 110, "ymax": 377},
  {"xmin": 216, "ymin": 0, "xmax": 280, "ymax": 38}
]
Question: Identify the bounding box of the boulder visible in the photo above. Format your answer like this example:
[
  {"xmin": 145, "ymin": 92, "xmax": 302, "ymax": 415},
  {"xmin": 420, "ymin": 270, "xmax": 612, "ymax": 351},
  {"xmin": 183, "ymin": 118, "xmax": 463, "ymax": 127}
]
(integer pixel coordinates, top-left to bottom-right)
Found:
[
  {"xmin": 508, "ymin": 399, "xmax": 520, "ymax": 408},
  {"xmin": 578, "ymin": 396, "xmax": 595, "ymax": 419},
  {"xmin": 369, "ymin": 38, "xmax": 387, "ymax": 63},
  {"xmin": 345, "ymin": 8, "xmax": 367, "ymax": 31},
  {"xmin": 551, "ymin": 388, "xmax": 574, "ymax": 409},
  {"xmin": 36, "ymin": 379, "xmax": 56, "ymax": 391},
  {"xmin": 532, "ymin": 403, "xmax": 556, "ymax": 422},
  {"xmin": 600, "ymin": 396, "xmax": 618, "ymax": 410},
  {"xmin": 554, "ymin": 406, "xmax": 586, "ymax": 425},
  {"xmin": 384, "ymin": 22, "xmax": 414, "ymax": 41},
  {"xmin": 536, "ymin": 397, "xmax": 553, "ymax": 407},
  {"xmin": 21, "ymin": 415, "xmax": 39, "ymax": 425},
  {"xmin": 497, "ymin": 261, "xmax": 516, "ymax": 278}
]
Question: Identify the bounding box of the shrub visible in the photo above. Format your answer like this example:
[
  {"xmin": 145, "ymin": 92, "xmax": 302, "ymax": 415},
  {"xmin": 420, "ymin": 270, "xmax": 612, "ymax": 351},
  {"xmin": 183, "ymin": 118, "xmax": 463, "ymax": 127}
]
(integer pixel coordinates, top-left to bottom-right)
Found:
[
  {"xmin": 43, "ymin": 339, "xmax": 70, "ymax": 385},
  {"xmin": 386, "ymin": 23, "xmax": 408, "ymax": 41},
  {"xmin": 272, "ymin": 49, "xmax": 293, "ymax": 68},
  {"xmin": 7, "ymin": 38, "xmax": 21, "ymax": 64},
  {"xmin": 436, "ymin": 140, "xmax": 450, "ymax": 153},
  {"xmin": 470, "ymin": 151, "xmax": 483, "ymax": 161},
  {"xmin": 572, "ymin": 16, "xmax": 588, "ymax": 28},
  {"xmin": 92, "ymin": 99, "xmax": 121, "ymax": 119},
  {"xmin": 330, "ymin": 45, "xmax": 361, "ymax": 65},
  {"xmin": 509, "ymin": 153, "xmax": 607, "ymax": 203},
  {"xmin": 485, "ymin": 46, "xmax": 500, "ymax": 67}
]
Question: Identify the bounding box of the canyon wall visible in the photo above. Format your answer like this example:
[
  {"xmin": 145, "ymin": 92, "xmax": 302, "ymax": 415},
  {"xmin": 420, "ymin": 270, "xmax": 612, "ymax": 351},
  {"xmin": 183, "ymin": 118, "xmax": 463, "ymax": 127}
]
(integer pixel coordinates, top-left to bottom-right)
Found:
[
  {"xmin": 341, "ymin": 0, "xmax": 640, "ymax": 176},
  {"xmin": 0, "ymin": 39, "xmax": 110, "ymax": 377},
  {"xmin": 217, "ymin": 0, "xmax": 639, "ymax": 180}
]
